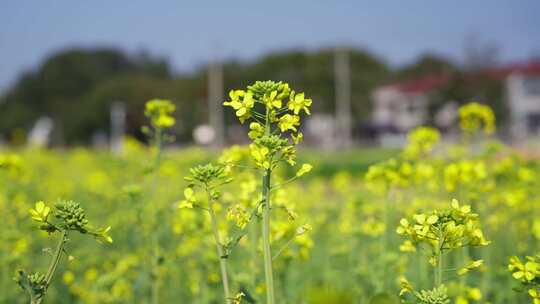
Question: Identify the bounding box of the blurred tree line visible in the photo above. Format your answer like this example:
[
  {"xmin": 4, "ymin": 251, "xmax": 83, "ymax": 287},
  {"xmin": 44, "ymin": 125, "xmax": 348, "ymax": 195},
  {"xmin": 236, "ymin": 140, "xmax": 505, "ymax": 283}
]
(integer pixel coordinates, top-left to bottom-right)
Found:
[{"xmin": 0, "ymin": 47, "xmax": 505, "ymax": 145}]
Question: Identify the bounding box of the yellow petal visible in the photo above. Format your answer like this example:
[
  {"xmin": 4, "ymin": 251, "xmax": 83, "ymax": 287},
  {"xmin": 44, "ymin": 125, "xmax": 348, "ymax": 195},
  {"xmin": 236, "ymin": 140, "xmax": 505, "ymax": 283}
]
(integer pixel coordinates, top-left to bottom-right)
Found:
[
  {"xmin": 35, "ymin": 201, "xmax": 45, "ymax": 213},
  {"xmin": 451, "ymin": 199, "xmax": 460, "ymax": 209},
  {"xmin": 184, "ymin": 188, "xmax": 194, "ymax": 199},
  {"xmin": 427, "ymin": 215, "xmax": 438, "ymax": 224}
]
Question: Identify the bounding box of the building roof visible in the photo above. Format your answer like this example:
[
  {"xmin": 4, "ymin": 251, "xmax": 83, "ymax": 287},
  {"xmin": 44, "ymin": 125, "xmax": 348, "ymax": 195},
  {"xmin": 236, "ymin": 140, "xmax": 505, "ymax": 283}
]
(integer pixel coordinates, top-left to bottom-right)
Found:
[{"xmin": 488, "ymin": 61, "xmax": 540, "ymax": 79}]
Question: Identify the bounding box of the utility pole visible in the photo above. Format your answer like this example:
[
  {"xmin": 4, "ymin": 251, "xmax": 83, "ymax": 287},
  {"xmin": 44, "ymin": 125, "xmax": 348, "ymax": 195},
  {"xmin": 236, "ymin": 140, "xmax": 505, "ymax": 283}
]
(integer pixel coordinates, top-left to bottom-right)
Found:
[
  {"xmin": 208, "ymin": 60, "xmax": 225, "ymax": 148},
  {"xmin": 334, "ymin": 46, "xmax": 352, "ymax": 148},
  {"xmin": 110, "ymin": 101, "xmax": 126, "ymax": 154}
]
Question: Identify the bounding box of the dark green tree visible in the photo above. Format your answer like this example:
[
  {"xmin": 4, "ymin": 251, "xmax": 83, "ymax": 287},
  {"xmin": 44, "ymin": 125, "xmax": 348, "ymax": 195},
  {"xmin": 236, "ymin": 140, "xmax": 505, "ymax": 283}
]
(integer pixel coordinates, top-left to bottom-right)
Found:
[{"xmin": 0, "ymin": 48, "xmax": 170, "ymax": 144}]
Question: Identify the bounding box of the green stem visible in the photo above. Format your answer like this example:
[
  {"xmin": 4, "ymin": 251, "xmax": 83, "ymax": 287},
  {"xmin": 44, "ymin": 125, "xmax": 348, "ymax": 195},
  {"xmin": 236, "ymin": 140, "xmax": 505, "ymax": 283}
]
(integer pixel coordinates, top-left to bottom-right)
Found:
[
  {"xmin": 154, "ymin": 127, "xmax": 162, "ymax": 167},
  {"xmin": 262, "ymin": 169, "xmax": 275, "ymax": 304},
  {"xmin": 437, "ymin": 252, "xmax": 443, "ymax": 287},
  {"xmin": 435, "ymin": 228, "xmax": 443, "ymax": 287},
  {"xmin": 1, "ymin": 203, "xmax": 10, "ymax": 303},
  {"xmin": 261, "ymin": 105, "xmax": 276, "ymax": 304},
  {"xmin": 36, "ymin": 230, "xmax": 68, "ymax": 304},
  {"xmin": 45, "ymin": 230, "xmax": 67, "ymax": 286},
  {"xmin": 151, "ymin": 127, "xmax": 162, "ymax": 304},
  {"xmin": 207, "ymin": 190, "xmax": 231, "ymax": 303},
  {"xmin": 249, "ymin": 219, "xmax": 258, "ymax": 295},
  {"xmin": 272, "ymin": 235, "xmax": 296, "ymax": 261},
  {"xmin": 380, "ymin": 189, "xmax": 393, "ymax": 291},
  {"xmin": 382, "ymin": 195, "xmax": 389, "ymax": 290},
  {"xmin": 151, "ymin": 235, "xmax": 160, "ymax": 304}
]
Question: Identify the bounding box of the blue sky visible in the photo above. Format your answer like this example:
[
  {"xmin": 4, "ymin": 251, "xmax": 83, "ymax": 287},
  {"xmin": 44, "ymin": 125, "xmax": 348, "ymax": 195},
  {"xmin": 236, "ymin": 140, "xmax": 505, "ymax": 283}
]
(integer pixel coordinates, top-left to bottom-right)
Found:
[{"xmin": 1, "ymin": 1, "xmax": 539, "ymax": 90}]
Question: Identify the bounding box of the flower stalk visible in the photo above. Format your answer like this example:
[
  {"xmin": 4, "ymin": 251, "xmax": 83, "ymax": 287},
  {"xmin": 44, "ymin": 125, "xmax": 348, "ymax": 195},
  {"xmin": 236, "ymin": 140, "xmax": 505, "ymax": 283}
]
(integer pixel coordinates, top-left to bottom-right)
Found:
[
  {"xmin": 17, "ymin": 201, "xmax": 111, "ymax": 304},
  {"xmin": 435, "ymin": 227, "xmax": 443, "ymax": 287},
  {"xmin": 142, "ymin": 98, "xmax": 176, "ymax": 304},
  {"xmin": 35, "ymin": 230, "xmax": 68, "ymax": 304},
  {"xmin": 151, "ymin": 127, "xmax": 162, "ymax": 304},
  {"xmin": 396, "ymin": 199, "xmax": 489, "ymax": 303},
  {"xmin": 179, "ymin": 163, "xmax": 235, "ymax": 303},
  {"xmin": 261, "ymin": 168, "xmax": 275, "ymax": 304},
  {"xmin": 207, "ymin": 189, "xmax": 231, "ymax": 303}
]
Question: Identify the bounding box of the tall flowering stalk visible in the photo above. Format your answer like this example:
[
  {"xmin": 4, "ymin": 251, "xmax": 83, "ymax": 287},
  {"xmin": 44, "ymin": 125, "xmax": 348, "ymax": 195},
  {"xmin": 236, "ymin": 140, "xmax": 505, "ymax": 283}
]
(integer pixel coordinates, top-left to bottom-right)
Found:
[
  {"xmin": 179, "ymin": 164, "xmax": 234, "ymax": 303},
  {"xmin": 223, "ymin": 80, "xmax": 313, "ymax": 303},
  {"xmin": 16, "ymin": 201, "xmax": 112, "ymax": 304},
  {"xmin": 396, "ymin": 199, "xmax": 489, "ymax": 303},
  {"xmin": 142, "ymin": 99, "xmax": 176, "ymax": 304}
]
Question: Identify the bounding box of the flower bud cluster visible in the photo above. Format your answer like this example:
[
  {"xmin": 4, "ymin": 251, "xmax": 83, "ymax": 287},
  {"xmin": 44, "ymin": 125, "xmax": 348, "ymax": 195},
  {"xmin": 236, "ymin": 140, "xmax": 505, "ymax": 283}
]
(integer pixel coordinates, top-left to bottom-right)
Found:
[
  {"xmin": 414, "ymin": 285, "xmax": 451, "ymax": 304},
  {"xmin": 54, "ymin": 201, "xmax": 90, "ymax": 232},
  {"xmin": 28, "ymin": 200, "xmax": 112, "ymax": 243},
  {"xmin": 459, "ymin": 102, "xmax": 495, "ymax": 135},
  {"xmin": 144, "ymin": 99, "xmax": 176, "ymax": 129},
  {"xmin": 14, "ymin": 270, "xmax": 47, "ymax": 302},
  {"xmin": 186, "ymin": 163, "xmax": 228, "ymax": 185},
  {"xmin": 397, "ymin": 199, "xmax": 490, "ymax": 259},
  {"xmin": 403, "ymin": 126, "xmax": 440, "ymax": 159},
  {"xmin": 223, "ymin": 80, "xmax": 312, "ymax": 170}
]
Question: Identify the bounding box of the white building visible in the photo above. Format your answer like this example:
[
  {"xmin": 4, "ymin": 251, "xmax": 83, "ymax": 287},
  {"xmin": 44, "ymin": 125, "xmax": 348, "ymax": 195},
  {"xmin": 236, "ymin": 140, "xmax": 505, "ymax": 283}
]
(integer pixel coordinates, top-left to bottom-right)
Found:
[
  {"xmin": 507, "ymin": 65, "xmax": 540, "ymax": 139},
  {"xmin": 371, "ymin": 61, "xmax": 540, "ymax": 140}
]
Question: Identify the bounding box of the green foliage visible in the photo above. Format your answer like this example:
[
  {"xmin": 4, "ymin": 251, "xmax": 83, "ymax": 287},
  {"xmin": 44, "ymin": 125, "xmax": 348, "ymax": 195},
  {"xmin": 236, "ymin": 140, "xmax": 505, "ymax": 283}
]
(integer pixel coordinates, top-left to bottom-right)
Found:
[
  {"xmin": 393, "ymin": 54, "xmax": 457, "ymax": 81},
  {"xmin": 413, "ymin": 285, "xmax": 451, "ymax": 304},
  {"xmin": 307, "ymin": 288, "xmax": 354, "ymax": 304}
]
